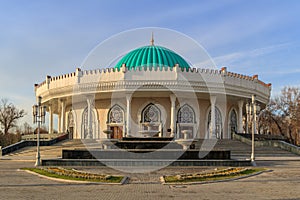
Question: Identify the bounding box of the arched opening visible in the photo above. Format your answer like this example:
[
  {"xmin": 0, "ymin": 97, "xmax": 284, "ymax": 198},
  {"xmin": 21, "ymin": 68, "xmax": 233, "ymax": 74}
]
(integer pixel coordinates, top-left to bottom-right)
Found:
[
  {"xmin": 141, "ymin": 103, "xmax": 161, "ymax": 123},
  {"xmin": 82, "ymin": 107, "xmax": 96, "ymax": 139},
  {"xmin": 229, "ymin": 109, "xmax": 237, "ymax": 138},
  {"xmin": 67, "ymin": 110, "xmax": 74, "ymax": 139},
  {"xmin": 177, "ymin": 104, "xmax": 196, "ymax": 139},
  {"xmin": 107, "ymin": 104, "xmax": 125, "ymax": 139},
  {"xmin": 207, "ymin": 107, "xmax": 223, "ymax": 139},
  {"xmin": 140, "ymin": 103, "xmax": 162, "ymax": 137}
]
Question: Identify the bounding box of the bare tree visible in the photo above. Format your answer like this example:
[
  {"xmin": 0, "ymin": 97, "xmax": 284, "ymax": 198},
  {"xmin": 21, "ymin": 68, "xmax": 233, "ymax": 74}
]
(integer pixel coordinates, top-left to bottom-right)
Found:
[
  {"xmin": 22, "ymin": 122, "xmax": 33, "ymax": 135},
  {"xmin": 0, "ymin": 99, "xmax": 25, "ymax": 135},
  {"xmin": 258, "ymin": 106, "xmax": 274, "ymax": 134},
  {"xmin": 260, "ymin": 87, "xmax": 300, "ymax": 144}
]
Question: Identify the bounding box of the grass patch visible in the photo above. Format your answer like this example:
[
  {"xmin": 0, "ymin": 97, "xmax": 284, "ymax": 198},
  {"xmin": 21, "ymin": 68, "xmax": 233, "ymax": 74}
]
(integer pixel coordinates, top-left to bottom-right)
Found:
[
  {"xmin": 164, "ymin": 167, "xmax": 265, "ymax": 183},
  {"xmin": 21, "ymin": 167, "xmax": 124, "ymax": 183}
]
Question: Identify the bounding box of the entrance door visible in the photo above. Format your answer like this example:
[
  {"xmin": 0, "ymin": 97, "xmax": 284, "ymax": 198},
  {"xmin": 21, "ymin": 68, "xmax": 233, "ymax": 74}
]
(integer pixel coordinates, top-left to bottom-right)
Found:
[{"xmin": 110, "ymin": 126, "xmax": 123, "ymax": 139}]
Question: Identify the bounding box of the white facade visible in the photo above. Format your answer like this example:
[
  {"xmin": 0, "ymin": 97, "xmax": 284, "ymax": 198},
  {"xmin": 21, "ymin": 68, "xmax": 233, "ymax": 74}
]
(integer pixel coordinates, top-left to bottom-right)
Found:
[{"xmin": 35, "ymin": 65, "xmax": 271, "ymax": 140}]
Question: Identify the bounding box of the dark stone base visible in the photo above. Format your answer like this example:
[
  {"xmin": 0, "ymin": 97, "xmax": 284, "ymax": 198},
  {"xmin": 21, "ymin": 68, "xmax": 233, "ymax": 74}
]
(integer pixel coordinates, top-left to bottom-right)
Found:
[
  {"xmin": 121, "ymin": 137, "xmax": 174, "ymax": 141},
  {"xmin": 115, "ymin": 140, "xmax": 182, "ymax": 150},
  {"xmin": 41, "ymin": 159, "xmax": 252, "ymax": 167},
  {"xmin": 62, "ymin": 149, "xmax": 231, "ymax": 160}
]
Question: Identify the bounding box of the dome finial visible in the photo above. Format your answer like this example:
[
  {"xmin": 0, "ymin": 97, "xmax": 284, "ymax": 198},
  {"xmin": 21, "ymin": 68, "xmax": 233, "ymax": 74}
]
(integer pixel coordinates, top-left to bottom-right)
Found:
[{"xmin": 150, "ymin": 32, "xmax": 154, "ymax": 46}]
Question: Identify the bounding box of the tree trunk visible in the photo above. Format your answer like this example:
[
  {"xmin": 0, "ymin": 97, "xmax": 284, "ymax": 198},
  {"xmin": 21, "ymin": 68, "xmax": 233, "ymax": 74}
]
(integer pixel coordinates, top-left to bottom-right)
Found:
[
  {"xmin": 271, "ymin": 116, "xmax": 284, "ymax": 136},
  {"xmin": 287, "ymin": 128, "xmax": 295, "ymax": 145},
  {"xmin": 4, "ymin": 127, "xmax": 9, "ymax": 135}
]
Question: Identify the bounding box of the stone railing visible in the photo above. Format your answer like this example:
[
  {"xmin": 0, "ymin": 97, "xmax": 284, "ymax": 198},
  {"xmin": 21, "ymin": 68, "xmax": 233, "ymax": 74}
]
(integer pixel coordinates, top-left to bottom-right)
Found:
[
  {"xmin": 21, "ymin": 133, "xmax": 66, "ymax": 141},
  {"xmin": 234, "ymin": 133, "xmax": 287, "ymax": 141},
  {"xmin": 233, "ymin": 133, "xmax": 300, "ymax": 156},
  {"xmin": 1, "ymin": 133, "xmax": 69, "ymax": 156}
]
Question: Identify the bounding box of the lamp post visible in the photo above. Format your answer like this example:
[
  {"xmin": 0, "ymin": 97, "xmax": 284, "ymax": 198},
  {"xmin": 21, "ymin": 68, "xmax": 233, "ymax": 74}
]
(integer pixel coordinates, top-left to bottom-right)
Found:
[
  {"xmin": 32, "ymin": 96, "xmax": 46, "ymax": 166},
  {"xmin": 245, "ymin": 102, "xmax": 250, "ymax": 134},
  {"xmin": 246, "ymin": 95, "xmax": 260, "ymax": 164}
]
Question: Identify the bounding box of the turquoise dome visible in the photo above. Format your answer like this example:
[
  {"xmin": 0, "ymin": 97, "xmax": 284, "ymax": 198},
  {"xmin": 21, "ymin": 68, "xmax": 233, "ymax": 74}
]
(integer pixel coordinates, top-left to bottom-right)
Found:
[{"xmin": 114, "ymin": 45, "xmax": 190, "ymax": 70}]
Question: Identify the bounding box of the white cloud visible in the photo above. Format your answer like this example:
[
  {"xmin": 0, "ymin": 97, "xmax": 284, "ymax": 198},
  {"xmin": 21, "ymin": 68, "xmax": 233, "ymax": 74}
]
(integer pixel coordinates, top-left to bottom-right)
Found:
[{"xmin": 212, "ymin": 42, "xmax": 291, "ymax": 67}]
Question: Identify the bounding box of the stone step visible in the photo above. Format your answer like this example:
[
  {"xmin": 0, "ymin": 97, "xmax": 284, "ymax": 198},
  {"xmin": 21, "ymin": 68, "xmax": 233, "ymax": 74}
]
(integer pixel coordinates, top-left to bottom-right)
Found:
[{"xmin": 41, "ymin": 159, "xmax": 252, "ymax": 167}]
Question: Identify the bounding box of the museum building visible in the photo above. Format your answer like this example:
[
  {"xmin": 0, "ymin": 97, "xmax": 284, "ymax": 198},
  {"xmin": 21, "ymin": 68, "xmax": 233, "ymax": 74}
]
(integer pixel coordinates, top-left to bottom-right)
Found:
[{"xmin": 34, "ymin": 39, "xmax": 271, "ymax": 140}]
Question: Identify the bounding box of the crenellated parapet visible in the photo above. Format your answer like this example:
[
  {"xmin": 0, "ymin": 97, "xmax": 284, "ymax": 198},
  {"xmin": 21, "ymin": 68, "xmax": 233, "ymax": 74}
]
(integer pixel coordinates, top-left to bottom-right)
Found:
[{"xmin": 35, "ymin": 65, "xmax": 271, "ymax": 104}]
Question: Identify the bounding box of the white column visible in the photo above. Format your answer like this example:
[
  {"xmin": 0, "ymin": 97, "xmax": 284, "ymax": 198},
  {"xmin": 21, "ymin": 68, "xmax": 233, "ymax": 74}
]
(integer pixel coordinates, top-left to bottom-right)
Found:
[
  {"xmin": 210, "ymin": 96, "xmax": 217, "ymax": 139},
  {"xmin": 126, "ymin": 94, "xmax": 132, "ymax": 137},
  {"xmin": 87, "ymin": 98, "xmax": 92, "ymax": 139},
  {"xmin": 60, "ymin": 100, "xmax": 66, "ymax": 133},
  {"xmin": 238, "ymin": 100, "xmax": 244, "ymax": 133},
  {"xmin": 49, "ymin": 104, "xmax": 53, "ymax": 134},
  {"xmin": 57, "ymin": 113, "xmax": 61, "ymax": 133},
  {"xmin": 170, "ymin": 94, "xmax": 176, "ymax": 138}
]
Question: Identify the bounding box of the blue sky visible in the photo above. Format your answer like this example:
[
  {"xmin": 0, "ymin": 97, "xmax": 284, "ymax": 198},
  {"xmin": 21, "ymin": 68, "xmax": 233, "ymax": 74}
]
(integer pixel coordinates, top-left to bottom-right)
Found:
[{"xmin": 0, "ymin": 0, "xmax": 300, "ymax": 125}]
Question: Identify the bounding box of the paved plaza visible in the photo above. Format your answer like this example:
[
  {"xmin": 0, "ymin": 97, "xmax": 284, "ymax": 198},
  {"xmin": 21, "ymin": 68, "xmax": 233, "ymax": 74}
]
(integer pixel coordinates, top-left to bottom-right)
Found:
[{"xmin": 1, "ymin": 141, "xmax": 300, "ymax": 200}]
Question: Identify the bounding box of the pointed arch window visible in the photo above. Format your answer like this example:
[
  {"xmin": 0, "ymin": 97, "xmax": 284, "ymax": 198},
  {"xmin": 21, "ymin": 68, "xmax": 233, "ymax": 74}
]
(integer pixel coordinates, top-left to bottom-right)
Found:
[
  {"xmin": 176, "ymin": 104, "xmax": 196, "ymax": 139},
  {"xmin": 107, "ymin": 104, "xmax": 124, "ymax": 124},
  {"xmin": 177, "ymin": 104, "xmax": 195, "ymax": 123},
  {"xmin": 141, "ymin": 103, "xmax": 161, "ymax": 123}
]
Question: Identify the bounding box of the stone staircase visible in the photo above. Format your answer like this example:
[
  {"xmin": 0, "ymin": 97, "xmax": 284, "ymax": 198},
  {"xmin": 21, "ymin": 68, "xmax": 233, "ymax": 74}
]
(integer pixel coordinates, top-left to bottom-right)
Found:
[
  {"xmin": 4, "ymin": 139, "xmax": 299, "ymax": 166},
  {"xmin": 3, "ymin": 139, "xmax": 85, "ymax": 160},
  {"xmin": 199, "ymin": 139, "xmax": 299, "ymax": 160},
  {"xmin": 41, "ymin": 139, "xmax": 251, "ymax": 167}
]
